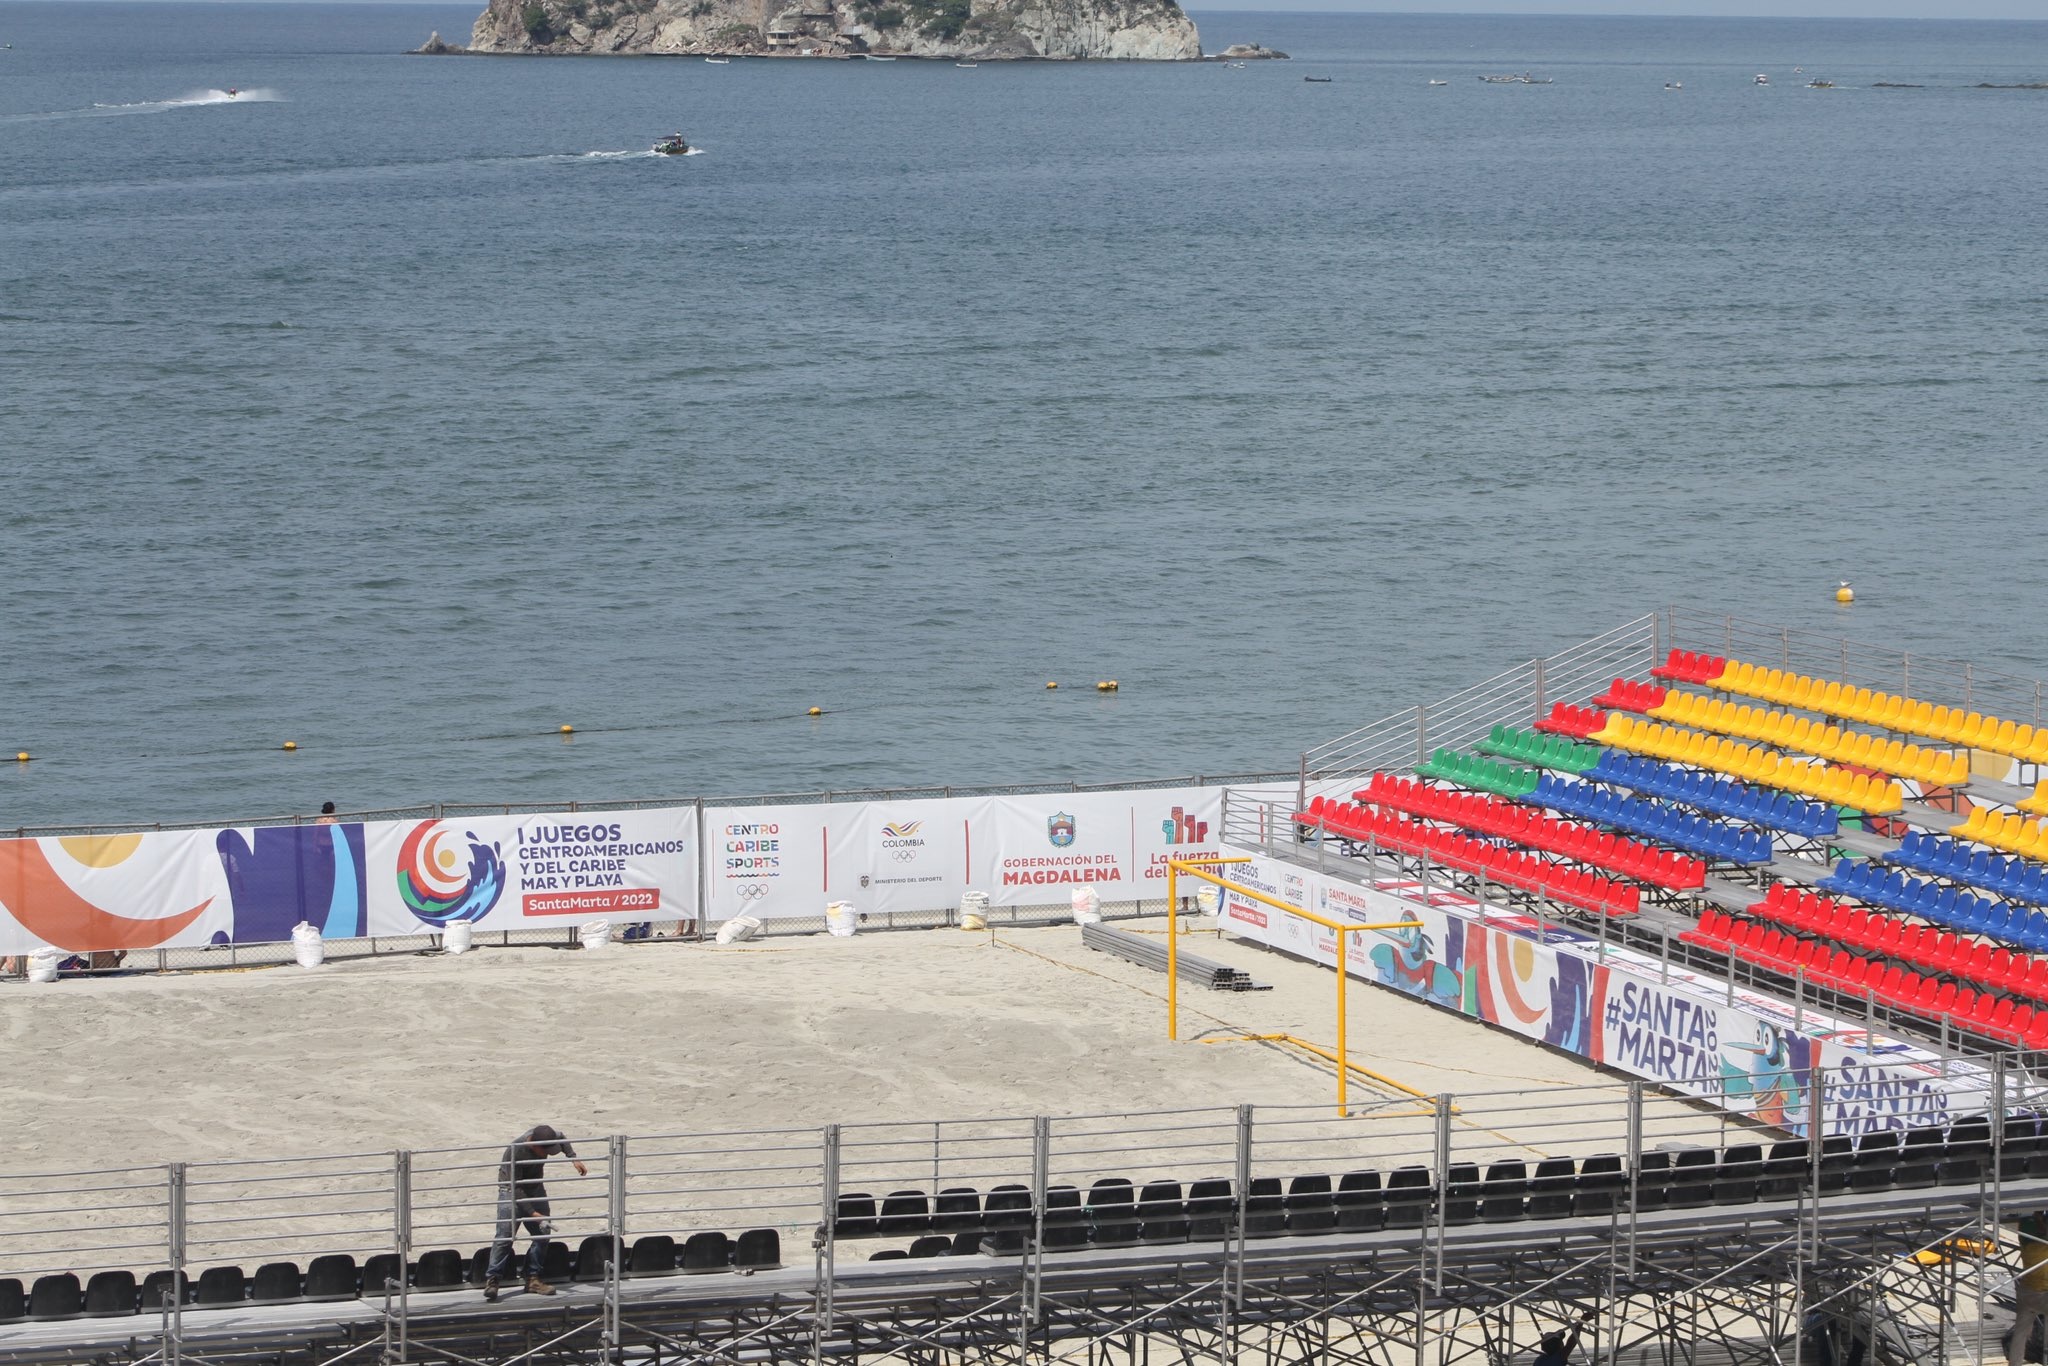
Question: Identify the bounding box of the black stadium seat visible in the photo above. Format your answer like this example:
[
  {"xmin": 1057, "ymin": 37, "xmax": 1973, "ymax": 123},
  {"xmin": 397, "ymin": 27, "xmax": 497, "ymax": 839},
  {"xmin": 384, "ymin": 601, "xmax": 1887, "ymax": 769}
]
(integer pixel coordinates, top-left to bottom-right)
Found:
[
  {"xmin": 361, "ymin": 1254, "xmax": 405, "ymax": 1296},
  {"xmin": 192, "ymin": 1267, "xmax": 245, "ymax": 1310},
  {"xmin": 1089, "ymin": 1178, "xmax": 1139, "ymax": 1247},
  {"xmin": 1632, "ymin": 1151, "xmax": 1672, "ymax": 1211},
  {"xmin": 2000, "ymin": 1116, "xmax": 2042, "ymax": 1180},
  {"xmin": 468, "ymin": 1248, "xmax": 513, "ymax": 1286},
  {"xmin": 734, "ymin": 1228, "xmax": 782, "ymax": 1272},
  {"xmin": 1187, "ymin": 1179, "xmax": 1234, "ymax": 1241},
  {"xmin": 0, "ymin": 1278, "xmax": 26, "ymax": 1324},
  {"xmin": 535, "ymin": 1243, "xmax": 572, "ymax": 1283},
  {"xmin": 1573, "ymin": 1155, "xmax": 1624, "ymax": 1217},
  {"xmin": 139, "ymin": 1270, "xmax": 187, "ymax": 1311},
  {"xmin": 984, "ymin": 1185, "xmax": 1032, "ymax": 1230},
  {"xmin": 1243, "ymin": 1177, "xmax": 1286, "ymax": 1239},
  {"xmin": 302, "ymin": 1256, "xmax": 356, "ymax": 1302},
  {"xmin": 83, "ymin": 1270, "xmax": 137, "ymax": 1318},
  {"xmin": 417, "ymin": 1248, "xmax": 468, "ymax": 1291},
  {"xmin": 1479, "ymin": 1161, "xmax": 1529, "ymax": 1223},
  {"xmin": 908, "ymin": 1236, "xmax": 953, "ymax": 1258},
  {"xmin": 1528, "ymin": 1158, "xmax": 1575, "ymax": 1219},
  {"xmin": 628, "ymin": 1235, "xmax": 677, "ymax": 1277},
  {"xmin": 880, "ymin": 1191, "xmax": 931, "ymax": 1237},
  {"xmin": 1043, "ymin": 1187, "xmax": 1087, "ymax": 1251},
  {"xmin": 834, "ymin": 1193, "xmax": 879, "ymax": 1239},
  {"xmin": 681, "ymin": 1231, "xmax": 732, "ymax": 1274},
  {"xmin": 1713, "ymin": 1144, "xmax": 1762, "ymax": 1206},
  {"xmin": 949, "ymin": 1231, "xmax": 983, "ymax": 1256},
  {"xmin": 1897, "ymin": 1127, "xmax": 1944, "ymax": 1190},
  {"xmin": 1760, "ymin": 1140, "xmax": 1807, "ymax": 1200},
  {"xmin": 248, "ymin": 1261, "xmax": 304, "ymax": 1305},
  {"xmin": 1817, "ymin": 1135, "xmax": 1856, "ymax": 1193},
  {"xmin": 1442, "ymin": 1164, "xmax": 1482, "ymax": 1226},
  {"xmin": 1666, "ymin": 1149, "xmax": 1715, "ymax": 1209},
  {"xmin": 978, "ymin": 1230, "xmax": 1027, "ymax": 1256},
  {"xmin": 869, "ymin": 1249, "xmax": 908, "ymax": 1261},
  {"xmin": 1336, "ymin": 1171, "xmax": 1385, "ymax": 1233},
  {"xmin": 1945, "ymin": 1116, "xmax": 1992, "ymax": 1185},
  {"xmin": 28, "ymin": 1273, "xmax": 84, "ymax": 1321},
  {"xmin": 572, "ymin": 1236, "xmax": 620, "ymax": 1283},
  {"xmin": 1384, "ymin": 1166, "xmax": 1432, "ymax": 1229},
  {"xmin": 934, "ymin": 1187, "xmax": 981, "ymax": 1232},
  {"xmin": 1287, "ymin": 1174, "xmax": 1337, "ymax": 1234},
  {"xmin": 1849, "ymin": 1132, "xmax": 1901, "ymax": 1192},
  {"xmin": 1137, "ymin": 1180, "xmax": 1187, "ymax": 1244}
]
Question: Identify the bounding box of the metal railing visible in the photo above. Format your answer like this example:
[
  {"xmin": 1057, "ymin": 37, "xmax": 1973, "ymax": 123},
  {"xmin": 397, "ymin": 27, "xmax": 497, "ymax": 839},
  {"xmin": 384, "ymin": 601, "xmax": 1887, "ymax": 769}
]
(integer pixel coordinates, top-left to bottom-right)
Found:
[
  {"xmin": 1297, "ymin": 615, "xmax": 1661, "ymax": 809},
  {"xmin": 1663, "ymin": 608, "xmax": 2048, "ymax": 728},
  {"xmin": 4, "ymin": 773, "xmax": 1293, "ymax": 842},
  {"xmin": 0, "ymin": 1066, "xmax": 2025, "ymax": 1298}
]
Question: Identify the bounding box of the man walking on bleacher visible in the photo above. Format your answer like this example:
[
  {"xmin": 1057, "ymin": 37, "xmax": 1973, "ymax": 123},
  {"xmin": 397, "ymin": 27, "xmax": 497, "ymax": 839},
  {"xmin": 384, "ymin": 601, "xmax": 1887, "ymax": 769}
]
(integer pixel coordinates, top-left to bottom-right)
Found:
[{"xmin": 484, "ymin": 1123, "xmax": 588, "ymax": 1302}]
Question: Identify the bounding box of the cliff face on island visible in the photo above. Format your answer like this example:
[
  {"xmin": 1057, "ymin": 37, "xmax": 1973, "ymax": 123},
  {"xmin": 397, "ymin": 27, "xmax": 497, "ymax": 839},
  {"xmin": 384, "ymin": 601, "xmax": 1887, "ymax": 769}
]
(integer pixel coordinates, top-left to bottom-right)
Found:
[{"xmin": 466, "ymin": 0, "xmax": 1199, "ymax": 60}]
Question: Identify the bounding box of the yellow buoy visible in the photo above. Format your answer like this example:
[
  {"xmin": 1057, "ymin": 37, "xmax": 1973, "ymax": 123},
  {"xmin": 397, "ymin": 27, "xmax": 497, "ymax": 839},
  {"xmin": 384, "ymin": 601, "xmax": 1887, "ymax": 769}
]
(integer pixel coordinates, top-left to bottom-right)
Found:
[
  {"xmin": 1835, "ymin": 582, "xmax": 1854, "ymax": 604},
  {"xmin": 1045, "ymin": 681, "xmax": 1058, "ymax": 690},
  {"xmin": 14, "ymin": 752, "xmax": 28, "ymax": 763},
  {"xmin": 282, "ymin": 740, "xmax": 298, "ymax": 751},
  {"xmin": 1109, "ymin": 680, "xmax": 1120, "ymax": 691},
  {"xmin": 1096, "ymin": 681, "xmax": 1110, "ymax": 691},
  {"xmin": 807, "ymin": 706, "xmax": 823, "ymax": 717},
  {"xmin": 560, "ymin": 724, "xmax": 575, "ymax": 734}
]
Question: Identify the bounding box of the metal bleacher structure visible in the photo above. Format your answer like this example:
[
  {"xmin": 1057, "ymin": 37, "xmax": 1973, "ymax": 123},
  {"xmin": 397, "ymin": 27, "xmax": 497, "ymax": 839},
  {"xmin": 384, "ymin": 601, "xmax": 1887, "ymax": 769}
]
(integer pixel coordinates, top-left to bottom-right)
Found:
[{"xmin": 11, "ymin": 610, "xmax": 2048, "ymax": 1364}]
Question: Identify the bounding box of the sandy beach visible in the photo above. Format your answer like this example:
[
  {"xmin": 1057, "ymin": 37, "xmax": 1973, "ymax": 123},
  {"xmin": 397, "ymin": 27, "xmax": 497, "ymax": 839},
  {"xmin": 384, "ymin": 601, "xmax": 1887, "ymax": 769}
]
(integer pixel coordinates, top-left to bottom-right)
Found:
[{"xmin": 0, "ymin": 920, "xmax": 1749, "ymax": 1272}]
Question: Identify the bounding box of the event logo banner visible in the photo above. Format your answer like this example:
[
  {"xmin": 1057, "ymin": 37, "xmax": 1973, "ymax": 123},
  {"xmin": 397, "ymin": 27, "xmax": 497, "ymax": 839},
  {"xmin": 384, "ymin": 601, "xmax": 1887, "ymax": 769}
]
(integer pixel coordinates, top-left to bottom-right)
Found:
[
  {"xmin": 825, "ymin": 798, "xmax": 983, "ymax": 916},
  {"xmin": 704, "ymin": 803, "xmax": 831, "ymax": 923}
]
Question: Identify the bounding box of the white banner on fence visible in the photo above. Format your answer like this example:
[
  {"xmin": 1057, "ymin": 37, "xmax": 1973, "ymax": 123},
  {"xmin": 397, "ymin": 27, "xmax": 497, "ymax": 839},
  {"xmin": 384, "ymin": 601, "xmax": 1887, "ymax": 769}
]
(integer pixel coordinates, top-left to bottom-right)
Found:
[
  {"xmin": 1216, "ymin": 847, "xmax": 1991, "ymax": 1138},
  {"xmin": 977, "ymin": 788, "xmax": 1227, "ymax": 907},
  {"xmin": 704, "ymin": 803, "xmax": 831, "ymax": 924},
  {"xmin": 826, "ymin": 798, "xmax": 982, "ymax": 917}
]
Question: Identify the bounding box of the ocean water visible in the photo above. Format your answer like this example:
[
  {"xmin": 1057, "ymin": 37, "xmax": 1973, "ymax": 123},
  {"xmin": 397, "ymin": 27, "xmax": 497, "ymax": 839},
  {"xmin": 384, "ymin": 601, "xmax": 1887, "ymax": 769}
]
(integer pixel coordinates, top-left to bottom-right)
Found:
[{"xmin": 2, "ymin": 4, "xmax": 2046, "ymax": 829}]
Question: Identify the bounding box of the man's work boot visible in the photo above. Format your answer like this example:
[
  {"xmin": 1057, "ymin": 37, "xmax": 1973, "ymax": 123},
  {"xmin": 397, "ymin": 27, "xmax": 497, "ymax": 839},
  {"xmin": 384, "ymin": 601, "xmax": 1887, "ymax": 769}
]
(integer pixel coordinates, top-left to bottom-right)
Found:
[
  {"xmin": 482, "ymin": 1277, "xmax": 499, "ymax": 1303},
  {"xmin": 525, "ymin": 1277, "xmax": 556, "ymax": 1297}
]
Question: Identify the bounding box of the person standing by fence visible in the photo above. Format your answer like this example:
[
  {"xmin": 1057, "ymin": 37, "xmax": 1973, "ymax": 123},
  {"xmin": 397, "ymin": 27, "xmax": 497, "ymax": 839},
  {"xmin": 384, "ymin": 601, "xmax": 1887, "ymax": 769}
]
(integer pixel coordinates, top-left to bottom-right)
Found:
[{"xmin": 484, "ymin": 1123, "xmax": 587, "ymax": 1302}]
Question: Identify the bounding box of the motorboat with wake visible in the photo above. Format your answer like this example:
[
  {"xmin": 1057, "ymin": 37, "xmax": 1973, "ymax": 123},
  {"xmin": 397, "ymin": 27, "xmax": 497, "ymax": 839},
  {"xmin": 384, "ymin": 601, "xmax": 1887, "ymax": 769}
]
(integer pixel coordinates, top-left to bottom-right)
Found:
[
  {"xmin": 704, "ymin": 56, "xmax": 730, "ymax": 63},
  {"xmin": 1754, "ymin": 73, "xmax": 1770, "ymax": 85},
  {"xmin": 1427, "ymin": 79, "xmax": 1449, "ymax": 86},
  {"xmin": 653, "ymin": 133, "xmax": 691, "ymax": 155}
]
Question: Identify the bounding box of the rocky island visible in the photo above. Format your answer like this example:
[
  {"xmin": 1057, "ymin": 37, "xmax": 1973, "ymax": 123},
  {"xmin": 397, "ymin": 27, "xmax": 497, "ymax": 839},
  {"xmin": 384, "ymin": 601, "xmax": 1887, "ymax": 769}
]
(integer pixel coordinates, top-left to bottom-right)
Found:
[{"xmin": 451, "ymin": 0, "xmax": 1200, "ymax": 60}]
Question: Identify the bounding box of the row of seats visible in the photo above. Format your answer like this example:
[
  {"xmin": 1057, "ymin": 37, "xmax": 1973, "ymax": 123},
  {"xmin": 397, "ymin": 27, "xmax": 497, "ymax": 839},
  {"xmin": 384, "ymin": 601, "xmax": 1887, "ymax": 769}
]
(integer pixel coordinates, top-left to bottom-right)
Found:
[
  {"xmin": 1953, "ymin": 806, "xmax": 2048, "ymax": 860},
  {"xmin": 838, "ymin": 1114, "xmax": 2025, "ymax": 1249},
  {"xmin": 1650, "ymin": 649, "xmax": 1728, "ymax": 684},
  {"xmin": 1683, "ymin": 913, "xmax": 2048, "ymax": 1048},
  {"xmin": 1294, "ymin": 798, "xmax": 1640, "ymax": 917},
  {"xmin": 1649, "ymin": 691, "xmax": 1971, "ymax": 788},
  {"xmin": 1817, "ymin": 861, "xmax": 2047, "ymax": 952},
  {"xmin": 1713, "ymin": 658, "xmax": 2048, "ymax": 765},
  {"xmin": 1884, "ymin": 830, "xmax": 2048, "ymax": 904},
  {"xmin": 1356, "ymin": 774, "xmax": 1704, "ymax": 890},
  {"xmin": 0, "ymin": 1231, "xmax": 782, "ymax": 1323},
  {"xmin": 1592, "ymin": 677, "xmax": 1668, "ymax": 713},
  {"xmin": 1531, "ymin": 775, "xmax": 1774, "ymax": 865},
  {"xmin": 1591, "ymin": 713, "xmax": 1904, "ymax": 814},
  {"xmin": 1588, "ymin": 751, "xmax": 1838, "ymax": 838},
  {"xmin": 1414, "ymin": 748, "xmax": 1539, "ymax": 799},
  {"xmin": 1748, "ymin": 884, "xmax": 2048, "ymax": 1003},
  {"xmin": 11, "ymin": 1114, "xmax": 2037, "ymax": 1327},
  {"xmin": 1475, "ymin": 724, "xmax": 1603, "ymax": 776},
  {"xmin": 1535, "ymin": 702, "xmax": 1608, "ymax": 739}
]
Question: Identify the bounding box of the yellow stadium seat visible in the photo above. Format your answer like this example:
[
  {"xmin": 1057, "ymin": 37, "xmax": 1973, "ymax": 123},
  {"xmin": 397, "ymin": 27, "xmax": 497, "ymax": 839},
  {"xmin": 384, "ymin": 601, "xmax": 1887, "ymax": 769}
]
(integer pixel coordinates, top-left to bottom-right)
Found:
[
  {"xmin": 1997, "ymin": 719, "xmax": 2020, "ymax": 749},
  {"xmin": 1961, "ymin": 712, "xmax": 1986, "ymax": 745}
]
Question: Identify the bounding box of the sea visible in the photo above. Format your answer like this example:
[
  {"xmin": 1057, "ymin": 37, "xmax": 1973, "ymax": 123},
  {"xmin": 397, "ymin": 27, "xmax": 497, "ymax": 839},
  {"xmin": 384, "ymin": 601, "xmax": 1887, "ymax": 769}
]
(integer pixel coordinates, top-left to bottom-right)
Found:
[{"xmin": 2, "ymin": 3, "xmax": 2045, "ymax": 830}]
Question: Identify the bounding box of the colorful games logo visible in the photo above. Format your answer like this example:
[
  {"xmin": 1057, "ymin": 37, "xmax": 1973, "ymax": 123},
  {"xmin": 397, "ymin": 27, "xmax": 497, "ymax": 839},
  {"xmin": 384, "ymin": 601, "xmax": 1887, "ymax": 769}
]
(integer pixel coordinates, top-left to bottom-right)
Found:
[{"xmin": 397, "ymin": 822, "xmax": 507, "ymax": 926}]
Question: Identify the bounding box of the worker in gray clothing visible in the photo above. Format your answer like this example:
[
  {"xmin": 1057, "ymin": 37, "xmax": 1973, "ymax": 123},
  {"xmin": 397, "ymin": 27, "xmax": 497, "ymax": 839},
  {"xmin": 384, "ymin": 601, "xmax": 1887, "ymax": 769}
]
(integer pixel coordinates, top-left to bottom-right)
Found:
[{"xmin": 484, "ymin": 1124, "xmax": 588, "ymax": 1301}]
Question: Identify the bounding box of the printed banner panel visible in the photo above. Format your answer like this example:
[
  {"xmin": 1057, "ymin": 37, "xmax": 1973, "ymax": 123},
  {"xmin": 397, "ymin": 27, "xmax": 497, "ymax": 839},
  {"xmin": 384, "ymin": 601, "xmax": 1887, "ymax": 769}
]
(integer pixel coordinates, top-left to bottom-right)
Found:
[
  {"xmin": 1217, "ymin": 848, "xmax": 1988, "ymax": 1139},
  {"xmin": 703, "ymin": 803, "xmax": 832, "ymax": 923},
  {"xmin": 979, "ymin": 788, "xmax": 1226, "ymax": 908},
  {"xmin": 824, "ymin": 798, "xmax": 983, "ymax": 917},
  {"xmin": 0, "ymin": 830, "xmax": 230, "ymax": 955},
  {"xmin": 364, "ymin": 809, "xmax": 697, "ymax": 936}
]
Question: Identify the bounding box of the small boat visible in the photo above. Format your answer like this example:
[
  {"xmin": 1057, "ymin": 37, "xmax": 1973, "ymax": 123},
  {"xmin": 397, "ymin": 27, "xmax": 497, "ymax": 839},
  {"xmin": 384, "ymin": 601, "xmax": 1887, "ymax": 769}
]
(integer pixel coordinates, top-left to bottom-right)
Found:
[
  {"xmin": 1303, "ymin": 76, "xmax": 1330, "ymax": 83},
  {"xmin": 704, "ymin": 56, "xmax": 730, "ymax": 63},
  {"xmin": 1754, "ymin": 73, "xmax": 1769, "ymax": 85},
  {"xmin": 866, "ymin": 54, "xmax": 896, "ymax": 60},
  {"xmin": 1427, "ymin": 79, "xmax": 1449, "ymax": 86},
  {"xmin": 1663, "ymin": 81, "xmax": 1682, "ymax": 90},
  {"xmin": 1807, "ymin": 78, "xmax": 1835, "ymax": 89},
  {"xmin": 227, "ymin": 87, "xmax": 239, "ymax": 97},
  {"xmin": 955, "ymin": 60, "xmax": 977, "ymax": 67},
  {"xmin": 653, "ymin": 133, "xmax": 691, "ymax": 155}
]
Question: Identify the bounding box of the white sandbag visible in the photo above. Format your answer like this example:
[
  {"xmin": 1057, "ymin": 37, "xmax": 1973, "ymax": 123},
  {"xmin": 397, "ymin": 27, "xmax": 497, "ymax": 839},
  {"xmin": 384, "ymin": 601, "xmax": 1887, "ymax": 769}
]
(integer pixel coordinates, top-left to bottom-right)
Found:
[
  {"xmin": 715, "ymin": 914, "xmax": 762, "ymax": 945},
  {"xmin": 958, "ymin": 889, "xmax": 990, "ymax": 931},
  {"xmin": 579, "ymin": 919, "xmax": 613, "ymax": 951},
  {"xmin": 1071, "ymin": 888, "xmax": 1102, "ymax": 926},
  {"xmin": 27, "ymin": 948, "xmax": 62, "ymax": 984},
  {"xmin": 443, "ymin": 920, "xmax": 474, "ymax": 955},
  {"xmin": 1195, "ymin": 886, "xmax": 1220, "ymax": 917},
  {"xmin": 825, "ymin": 901, "xmax": 859, "ymax": 937},
  {"xmin": 291, "ymin": 921, "xmax": 324, "ymax": 969}
]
